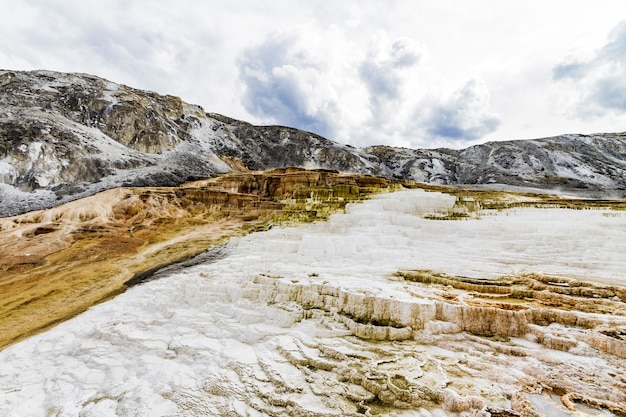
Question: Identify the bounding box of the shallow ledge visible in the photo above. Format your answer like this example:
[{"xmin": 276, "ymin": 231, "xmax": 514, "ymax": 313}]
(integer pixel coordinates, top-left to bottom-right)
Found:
[{"xmin": 227, "ymin": 270, "xmax": 626, "ymax": 416}]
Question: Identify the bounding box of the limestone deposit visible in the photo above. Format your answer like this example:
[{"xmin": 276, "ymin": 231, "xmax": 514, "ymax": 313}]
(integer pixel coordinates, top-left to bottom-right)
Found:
[
  {"xmin": 2, "ymin": 68, "xmax": 626, "ymax": 417},
  {"xmin": 1, "ymin": 186, "xmax": 624, "ymax": 417}
]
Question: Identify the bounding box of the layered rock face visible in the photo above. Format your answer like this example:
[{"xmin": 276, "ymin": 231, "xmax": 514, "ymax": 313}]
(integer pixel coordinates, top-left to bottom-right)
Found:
[
  {"xmin": 2, "ymin": 69, "xmax": 625, "ymax": 216},
  {"xmin": 0, "ymin": 168, "xmax": 388, "ymax": 349}
]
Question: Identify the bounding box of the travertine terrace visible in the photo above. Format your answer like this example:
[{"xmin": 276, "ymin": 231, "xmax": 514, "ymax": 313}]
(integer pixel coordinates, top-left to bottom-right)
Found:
[
  {"xmin": 2, "ymin": 69, "xmax": 626, "ymax": 417},
  {"xmin": 1, "ymin": 178, "xmax": 624, "ymax": 417},
  {"xmin": 0, "ymin": 168, "xmax": 388, "ymax": 349}
]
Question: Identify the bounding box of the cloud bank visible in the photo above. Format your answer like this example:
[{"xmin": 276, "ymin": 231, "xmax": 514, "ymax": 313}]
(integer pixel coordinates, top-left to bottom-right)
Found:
[
  {"xmin": 553, "ymin": 20, "xmax": 626, "ymax": 118},
  {"xmin": 238, "ymin": 28, "xmax": 500, "ymax": 148},
  {"xmin": 238, "ymin": 30, "xmax": 358, "ymax": 140},
  {"xmin": 421, "ymin": 79, "xmax": 501, "ymax": 141}
]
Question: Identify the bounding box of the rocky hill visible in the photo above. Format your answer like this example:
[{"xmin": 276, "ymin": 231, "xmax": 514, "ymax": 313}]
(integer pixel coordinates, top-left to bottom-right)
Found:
[
  {"xmin": 1, "ymin": 69, "xmax": 625, "ymax": 216},
  {"xmin": 2, "ymin": 70, "xmax": 626, "ymax": 417},
  {"xmin": 368, "ymin": 133, "xmax": 626, "ymax": 191}
]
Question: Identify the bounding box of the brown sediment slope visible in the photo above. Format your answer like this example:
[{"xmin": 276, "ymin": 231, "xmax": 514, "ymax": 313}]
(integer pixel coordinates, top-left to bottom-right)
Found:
[{"xmin": 0, "ymin": 168, "xmax": 389, "ymax": 349}]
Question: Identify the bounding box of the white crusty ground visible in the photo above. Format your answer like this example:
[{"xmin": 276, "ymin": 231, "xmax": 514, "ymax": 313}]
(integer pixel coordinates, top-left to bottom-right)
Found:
[{"xmin": 0, "ymin": 189, "xmax": 624, "ymax": 416}]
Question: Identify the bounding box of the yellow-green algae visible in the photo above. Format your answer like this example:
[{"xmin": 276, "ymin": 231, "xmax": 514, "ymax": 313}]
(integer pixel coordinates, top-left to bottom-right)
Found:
[
  {"xmin": 402, "ymin": 181, "xmax": 626, "ymax": 220},
  {"xmin": 0, "ymin": 170, "xmax": 392, "ymax": 349},
  {"xmin": 273, "ymin": 183, "xmax": 388, "ymax": 226}
]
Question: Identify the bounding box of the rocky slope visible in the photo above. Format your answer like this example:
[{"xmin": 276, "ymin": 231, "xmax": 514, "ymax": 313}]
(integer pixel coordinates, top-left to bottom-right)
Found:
[
  {"xmin": 1, "ymin": 69, "xmax": 626, "ymax": 217},
  {"xmin": 0, "ymin": 70, "xmax": 378, "ymax": 216},
  {"xmin": 368, "ymin": 134, "xmax": 626, "ymax": 190}
]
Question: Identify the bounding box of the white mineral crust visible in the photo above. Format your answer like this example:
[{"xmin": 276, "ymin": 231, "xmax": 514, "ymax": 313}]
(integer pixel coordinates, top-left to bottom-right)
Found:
[{"xmin": 0, "ymin": 189, "xmax": 625, "ymax": 416}]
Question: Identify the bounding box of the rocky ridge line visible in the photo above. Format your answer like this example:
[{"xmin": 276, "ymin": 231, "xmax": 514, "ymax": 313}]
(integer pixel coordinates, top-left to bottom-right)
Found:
[{"xmin": 1, "ymin": 69, "xmax": 626, "ymax": 217}]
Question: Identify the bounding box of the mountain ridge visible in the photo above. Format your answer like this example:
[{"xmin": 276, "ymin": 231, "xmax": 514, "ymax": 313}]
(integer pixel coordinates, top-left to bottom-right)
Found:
[{"xmin": 1, "ymin": 69, "xmax": 625, "ymax": 216}]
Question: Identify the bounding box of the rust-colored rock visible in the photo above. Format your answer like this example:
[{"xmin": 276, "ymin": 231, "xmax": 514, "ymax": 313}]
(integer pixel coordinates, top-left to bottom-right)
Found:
[{"xmin": 0, "ymin": 168, "xmax": 390, "ymax": 349}]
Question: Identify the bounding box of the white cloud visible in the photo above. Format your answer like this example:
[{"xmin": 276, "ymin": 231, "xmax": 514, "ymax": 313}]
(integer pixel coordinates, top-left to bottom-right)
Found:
[
  {"xmin": 0, "ymin": 0, "xmax": 230, "ymax": 111},
  {"xmin": 359, "ymin": 36, "xmax": 422, "ymax": 101},
  {"xmin": 421, "ymin": 79, "xmax": 501, "ymax": 142},
  {"xmin": 238, "ymin": 28, "xmax": 369, "ymax": 139},
  {"xmin": 358, "ymin": 36, "xmax": 423, "ymax": 126},
  {"xmin": 238, "ymin": 27, "xmax": 499, "ymax": 147},
  {"xmin": 553, "ymin": 20, "xmax": 626, "ymax": 118}
]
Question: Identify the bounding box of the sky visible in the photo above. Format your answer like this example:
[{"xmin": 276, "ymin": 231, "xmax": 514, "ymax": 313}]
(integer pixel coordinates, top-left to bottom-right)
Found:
[{"xmin": 1, "ymin": 1, "xmax": 626, "ymax": 149}]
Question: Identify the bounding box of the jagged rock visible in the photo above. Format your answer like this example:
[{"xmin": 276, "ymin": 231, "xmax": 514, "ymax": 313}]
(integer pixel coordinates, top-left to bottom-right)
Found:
[
  {"xmin": 585, "ymin": 330, "xmax": 626, "ymax": 359},
  {"xmin": 510, "ymin": 393, "xmax": 543, "ymax": 417}
]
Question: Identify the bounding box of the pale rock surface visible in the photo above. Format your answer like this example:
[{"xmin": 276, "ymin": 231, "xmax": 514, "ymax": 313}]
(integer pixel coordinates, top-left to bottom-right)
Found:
[{"xmin": 0, "ymin": 189, "xmax": 625, "ymax": 416}]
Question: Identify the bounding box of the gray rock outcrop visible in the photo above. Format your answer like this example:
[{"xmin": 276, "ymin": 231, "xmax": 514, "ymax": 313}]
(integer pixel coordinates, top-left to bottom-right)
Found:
[{"xmin": 1, "ymin": 69, "xmax": 625, "ymax": 216}]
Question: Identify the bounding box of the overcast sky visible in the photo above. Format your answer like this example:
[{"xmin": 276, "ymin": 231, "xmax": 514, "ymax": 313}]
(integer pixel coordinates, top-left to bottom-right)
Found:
[{"xmin": 2, "ymin": 1, "xmax": 626, "ymax": 149}]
